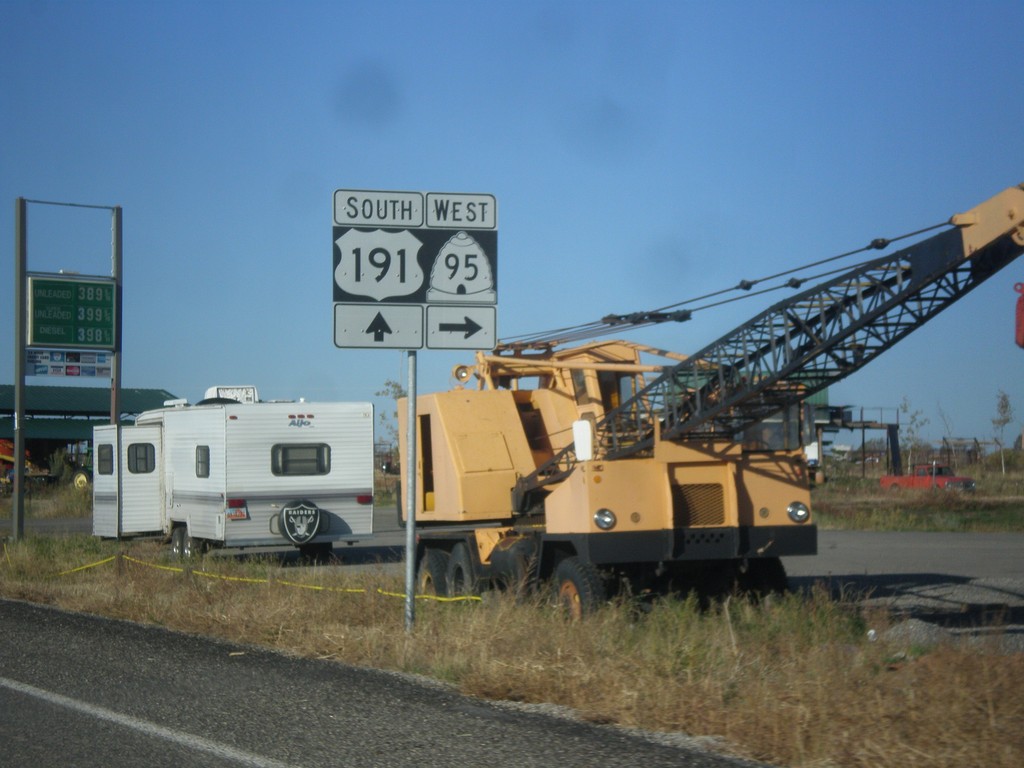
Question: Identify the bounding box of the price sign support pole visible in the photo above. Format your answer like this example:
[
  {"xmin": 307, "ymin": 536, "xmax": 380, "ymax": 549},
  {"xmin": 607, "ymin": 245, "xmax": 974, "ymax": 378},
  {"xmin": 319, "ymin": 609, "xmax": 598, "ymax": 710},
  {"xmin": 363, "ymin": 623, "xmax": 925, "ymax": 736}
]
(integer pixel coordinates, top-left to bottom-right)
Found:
[
  {"xmin": 11, "ymin": 198, "xmax": 123, "ymax": 542},
  {"xmin": 404, "ymin": 350, "xmax": 417, "ymax": 632},
  {"xmin": 111, "ymin": 206, "xmax": 123, "ymax": 538},
  {"xmin": 12, "ymin": 198, "xmax": 27, "ymax": 541}
]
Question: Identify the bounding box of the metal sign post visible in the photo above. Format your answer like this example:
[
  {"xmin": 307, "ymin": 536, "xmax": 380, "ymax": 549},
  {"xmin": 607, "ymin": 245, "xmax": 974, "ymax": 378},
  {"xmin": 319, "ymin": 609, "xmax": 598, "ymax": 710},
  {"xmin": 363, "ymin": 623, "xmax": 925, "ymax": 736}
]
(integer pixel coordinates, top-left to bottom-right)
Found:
[{"xmin": 403, "ymin": 351, "xmax": 417, "ymax": 631}]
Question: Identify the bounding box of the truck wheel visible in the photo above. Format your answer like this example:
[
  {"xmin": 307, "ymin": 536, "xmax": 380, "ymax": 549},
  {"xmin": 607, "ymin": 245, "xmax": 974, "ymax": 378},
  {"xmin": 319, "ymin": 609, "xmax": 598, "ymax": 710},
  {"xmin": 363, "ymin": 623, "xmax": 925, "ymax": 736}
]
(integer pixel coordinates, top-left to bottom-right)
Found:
[
  {"xmin": 553, "ymin": 557, "xmax": 605, "ymax": 620},
  {"xmin": 446, "ymin": 542, "xmax": 479, "ymax": 596},
  {"xmin": 169, "ymin": 526, "xmax": 186, "ymax": 558},
  {"xmin": 693, "ymin": 560, "xmax": 739, "ymax": 605},
  {"xmin": 496, "ymin": 551, "xmax": 531, "ymax": 595},
  {"xmin": 417, "ymin": 547, "xmax": 450, "ymax": 597},
  {"xmin": 738, "ymin": 557, "xmax": 788, "ymax": 598}
]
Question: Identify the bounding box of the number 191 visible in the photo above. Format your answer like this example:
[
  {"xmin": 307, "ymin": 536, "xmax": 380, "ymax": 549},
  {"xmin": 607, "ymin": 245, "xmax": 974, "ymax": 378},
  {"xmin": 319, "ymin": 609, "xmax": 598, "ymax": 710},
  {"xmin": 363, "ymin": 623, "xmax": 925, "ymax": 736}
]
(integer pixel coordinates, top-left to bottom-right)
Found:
[{"xmin": 352, "ymin": 247, "xmax": 407, "ymax": 283}]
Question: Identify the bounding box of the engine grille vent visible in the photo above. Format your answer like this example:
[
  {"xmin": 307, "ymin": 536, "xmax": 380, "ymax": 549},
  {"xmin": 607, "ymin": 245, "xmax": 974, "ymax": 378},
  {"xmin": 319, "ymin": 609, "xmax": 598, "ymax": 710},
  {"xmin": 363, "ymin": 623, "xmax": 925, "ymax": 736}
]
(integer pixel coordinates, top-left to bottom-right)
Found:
[{"xmin": 672, "ymin": 483, "xmax": 725, "ymax": 527}]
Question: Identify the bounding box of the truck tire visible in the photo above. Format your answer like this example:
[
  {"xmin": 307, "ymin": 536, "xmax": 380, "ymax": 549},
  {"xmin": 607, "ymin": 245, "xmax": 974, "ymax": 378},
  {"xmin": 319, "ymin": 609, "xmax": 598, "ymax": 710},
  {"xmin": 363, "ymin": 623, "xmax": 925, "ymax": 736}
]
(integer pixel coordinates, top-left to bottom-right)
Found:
[
  {"xmin": 417, "ymin": 547, "xmax": 450, "ymax": 597},
  {"xmin": 738, "ymin": 557, "xmax": 788, "ymax": 597},
  {"xmin": 553, "ymin": 557, "xmax": 605, "ymax": 620},
  {"xmin": 446, "ymin": 542, "xmax": 479, "ymax": 596},
  {"xmin": 495, "ymin": 550, "xmax": 530, "ymax": 595}
]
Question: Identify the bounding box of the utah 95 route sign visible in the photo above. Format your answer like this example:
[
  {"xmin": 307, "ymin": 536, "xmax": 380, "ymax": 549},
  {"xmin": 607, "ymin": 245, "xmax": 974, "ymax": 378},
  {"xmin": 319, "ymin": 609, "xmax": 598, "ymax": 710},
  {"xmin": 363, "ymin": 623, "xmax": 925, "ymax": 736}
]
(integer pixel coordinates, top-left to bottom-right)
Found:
[{"xmin": 332, "ymin": 189, "xmax": 497, "ymax": 350}]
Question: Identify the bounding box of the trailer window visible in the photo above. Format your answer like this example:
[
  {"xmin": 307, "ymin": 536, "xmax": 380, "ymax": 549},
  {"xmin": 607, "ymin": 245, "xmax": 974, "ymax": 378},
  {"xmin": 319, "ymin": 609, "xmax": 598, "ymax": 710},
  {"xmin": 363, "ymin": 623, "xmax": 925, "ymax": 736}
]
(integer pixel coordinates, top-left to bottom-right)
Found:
[
  {"xmin": 97, "ymin": 444, "xmax": 114, "ymax": 475},
  {"xmin": 196, "ymin": 445, "xmax": 210, "ymax": 478},
  {"xmin": 127, "ymin": 443, "xmax": 156, "ymax": 474},
  {"xmin": 272, "ymin": 444, "xmax": 330, "ymax": 476}
]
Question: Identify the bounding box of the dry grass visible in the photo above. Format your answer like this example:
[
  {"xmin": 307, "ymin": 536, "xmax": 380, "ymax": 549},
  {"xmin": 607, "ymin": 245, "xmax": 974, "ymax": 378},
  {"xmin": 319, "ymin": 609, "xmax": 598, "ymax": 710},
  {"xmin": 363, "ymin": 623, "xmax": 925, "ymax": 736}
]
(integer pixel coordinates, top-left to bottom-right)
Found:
[
  {"xmin": 1, "ymin": 535, "xmax": 1021, "ymax": 768},
  {"xmin": 811, "ymin": 468, "xmax": 1024, "ymax": 532},
  {"xmin": 0, "ymin": 482, "xmax": 92, "ymax": 519},
  {"xmin": 813, "ymin": 497, "xmax": 1024, "ymax": 532}
]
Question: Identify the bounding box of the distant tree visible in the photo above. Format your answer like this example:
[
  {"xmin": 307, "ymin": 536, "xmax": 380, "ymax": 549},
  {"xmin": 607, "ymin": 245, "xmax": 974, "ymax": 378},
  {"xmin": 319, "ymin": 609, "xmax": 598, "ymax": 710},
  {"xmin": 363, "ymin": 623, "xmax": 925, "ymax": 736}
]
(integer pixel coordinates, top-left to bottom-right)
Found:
[
  {"xmin": 936, "ymin": 404, "xmax": 955, "ymax": 442},
  {"xmin": 899, "ymin": 396, "xmax": 930, "ymax": 468},
  {"xmin": 861, "ymin": 437, "xmax": 887, "ymax": 455},
  {"xmin": 374, "ymin": 379, "xmax": 407, "ymax": 445},
  {"xmin": 992, "ymin": 389, "xmax": 1014, "ymax": 475}
]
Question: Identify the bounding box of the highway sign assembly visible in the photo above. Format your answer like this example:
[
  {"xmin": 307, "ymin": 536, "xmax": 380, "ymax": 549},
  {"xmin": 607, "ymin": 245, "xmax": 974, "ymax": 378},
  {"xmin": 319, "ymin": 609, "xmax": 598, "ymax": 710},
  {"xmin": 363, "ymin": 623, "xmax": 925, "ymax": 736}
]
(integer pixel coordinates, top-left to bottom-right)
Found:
[{"xmin": 332, "ymin": 189, "xmax": 497, "ymax": 349}]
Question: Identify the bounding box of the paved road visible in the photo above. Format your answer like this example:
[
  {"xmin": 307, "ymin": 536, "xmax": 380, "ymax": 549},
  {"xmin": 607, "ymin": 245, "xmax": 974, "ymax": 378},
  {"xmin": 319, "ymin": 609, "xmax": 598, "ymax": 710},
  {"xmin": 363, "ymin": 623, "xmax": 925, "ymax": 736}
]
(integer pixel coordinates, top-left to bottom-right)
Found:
[
  {"xmin": 784, "ymin": 530, "xmax": 1024, "ymax": 647},
  {"xmin": 0, "ymin": 598, "xmax": 752, "ymax": 768}
]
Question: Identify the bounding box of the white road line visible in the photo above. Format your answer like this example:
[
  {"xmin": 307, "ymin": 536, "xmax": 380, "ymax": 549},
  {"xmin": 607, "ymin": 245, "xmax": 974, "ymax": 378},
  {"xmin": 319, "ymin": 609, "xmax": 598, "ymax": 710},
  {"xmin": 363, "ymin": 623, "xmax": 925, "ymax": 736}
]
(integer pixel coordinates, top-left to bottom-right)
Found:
[{"xmin": 0, "ymin": 676, "xmax": 299, "ymax": 768}]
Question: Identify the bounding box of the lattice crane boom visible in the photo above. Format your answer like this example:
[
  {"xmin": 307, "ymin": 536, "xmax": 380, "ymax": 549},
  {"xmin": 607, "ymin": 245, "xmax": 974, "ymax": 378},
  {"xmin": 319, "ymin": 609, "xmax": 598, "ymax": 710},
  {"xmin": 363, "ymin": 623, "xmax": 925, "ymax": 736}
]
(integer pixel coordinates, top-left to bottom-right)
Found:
[{"xmin": 515, "ymin": 184, "xmax": 1024, "ymax": 508}]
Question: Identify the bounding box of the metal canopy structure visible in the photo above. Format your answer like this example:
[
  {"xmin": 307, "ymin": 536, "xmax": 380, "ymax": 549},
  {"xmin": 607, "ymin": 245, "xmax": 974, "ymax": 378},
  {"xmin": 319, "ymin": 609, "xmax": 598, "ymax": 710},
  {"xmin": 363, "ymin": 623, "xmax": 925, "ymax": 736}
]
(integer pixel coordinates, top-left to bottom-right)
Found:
[{"xmin": 0, "ymin": 385, "xmax": 176, "ymax": 440}]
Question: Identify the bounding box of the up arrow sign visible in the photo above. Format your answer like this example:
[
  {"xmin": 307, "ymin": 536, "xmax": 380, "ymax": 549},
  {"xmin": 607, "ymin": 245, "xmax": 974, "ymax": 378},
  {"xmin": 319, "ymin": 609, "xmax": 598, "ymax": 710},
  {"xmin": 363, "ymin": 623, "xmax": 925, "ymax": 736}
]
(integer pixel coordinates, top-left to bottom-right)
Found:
[
  {"xmin": 438, "ymin": 316, "xmax": 483, "ymax": 338},
  {"xmin": 365, "ymin": 312, "xmax": 393, "ymax": 342}
]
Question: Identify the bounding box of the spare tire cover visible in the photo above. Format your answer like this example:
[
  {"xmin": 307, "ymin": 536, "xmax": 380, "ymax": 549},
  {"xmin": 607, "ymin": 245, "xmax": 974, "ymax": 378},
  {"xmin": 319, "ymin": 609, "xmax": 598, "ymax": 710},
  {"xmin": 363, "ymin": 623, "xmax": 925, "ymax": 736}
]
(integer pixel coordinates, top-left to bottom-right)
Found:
[{"xmin": 280, "ymin": 500, "xmax": 322, "ymax": 544}]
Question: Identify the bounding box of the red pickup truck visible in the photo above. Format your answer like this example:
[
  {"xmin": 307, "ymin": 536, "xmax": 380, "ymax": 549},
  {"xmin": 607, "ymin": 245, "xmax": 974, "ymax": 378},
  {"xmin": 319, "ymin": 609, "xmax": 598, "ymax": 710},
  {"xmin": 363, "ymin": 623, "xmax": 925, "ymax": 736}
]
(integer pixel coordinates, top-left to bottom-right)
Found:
[{"xmin": 881, "ymin": 463, "xmax": 976, "ymax": 492}]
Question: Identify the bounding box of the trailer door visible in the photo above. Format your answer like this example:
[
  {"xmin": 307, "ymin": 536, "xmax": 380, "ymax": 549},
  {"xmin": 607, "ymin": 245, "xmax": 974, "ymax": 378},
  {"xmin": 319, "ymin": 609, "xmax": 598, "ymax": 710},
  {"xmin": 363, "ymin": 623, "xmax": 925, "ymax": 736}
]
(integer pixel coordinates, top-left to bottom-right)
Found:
[
  {"xmin": 91, "ymin": 425, "xmax": 119, "ymax": 536},
  {"xmin": 91, "ymin": 424, "xmax": 164, "ymax": 537}
]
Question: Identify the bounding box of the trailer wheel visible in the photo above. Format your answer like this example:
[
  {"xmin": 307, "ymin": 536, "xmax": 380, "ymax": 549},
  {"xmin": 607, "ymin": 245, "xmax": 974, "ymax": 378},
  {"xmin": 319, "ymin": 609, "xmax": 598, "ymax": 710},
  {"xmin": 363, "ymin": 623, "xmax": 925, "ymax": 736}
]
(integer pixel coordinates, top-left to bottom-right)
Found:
[
  {"xmin": 417, "ymin": 547, "xmax": 450, "ymax": 597},
  {"xmin": 169, "ymin": 526, "xmax": 186, "ymax": 558},
  {"xmin": 446, "ymin": 542, "xmax": 479, "ymax": 597},
  {"xmin": 182, "ymin": 534, "xmax": 206, "ymax": 559},
  {"xmin": 553, "ymin": 557, "xmax": 605, "ymax": 620},
  {"xmin": 299, "ymin": 542, "xmax": 333, "ymax": 563}
]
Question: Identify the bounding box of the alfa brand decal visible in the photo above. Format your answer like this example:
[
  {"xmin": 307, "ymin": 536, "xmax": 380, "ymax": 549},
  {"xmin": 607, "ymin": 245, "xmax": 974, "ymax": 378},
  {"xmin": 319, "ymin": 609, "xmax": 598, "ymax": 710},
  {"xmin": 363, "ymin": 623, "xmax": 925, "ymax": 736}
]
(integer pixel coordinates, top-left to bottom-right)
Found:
[
  {"xmin": 288, "ymin": 413, "xmax": 314, "ymax": 428},
  {"xmin": 281, "ymin": 501, "xmax": 321, "ymax": 545}
]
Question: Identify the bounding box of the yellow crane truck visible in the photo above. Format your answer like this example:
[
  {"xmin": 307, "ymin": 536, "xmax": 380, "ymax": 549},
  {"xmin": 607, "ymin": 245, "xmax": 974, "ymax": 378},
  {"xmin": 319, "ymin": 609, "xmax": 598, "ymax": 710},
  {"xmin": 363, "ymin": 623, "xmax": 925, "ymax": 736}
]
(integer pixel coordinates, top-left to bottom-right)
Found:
[{"xmin": 399, "ymin": 183, "xmax": 1024, "ymax": 615}]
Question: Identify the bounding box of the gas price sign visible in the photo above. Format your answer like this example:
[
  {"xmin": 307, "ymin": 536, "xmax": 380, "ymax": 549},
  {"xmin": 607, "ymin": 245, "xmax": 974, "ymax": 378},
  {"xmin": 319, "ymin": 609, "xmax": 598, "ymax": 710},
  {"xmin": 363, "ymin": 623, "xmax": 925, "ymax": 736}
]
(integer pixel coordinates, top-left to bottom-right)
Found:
[
  {"xmin": 332, "ymin": 189, "xmax": 497, "ymax": 350},
  {"xmin": 27, "ymin": 275, "xmax": 117, "ymax": 350}
]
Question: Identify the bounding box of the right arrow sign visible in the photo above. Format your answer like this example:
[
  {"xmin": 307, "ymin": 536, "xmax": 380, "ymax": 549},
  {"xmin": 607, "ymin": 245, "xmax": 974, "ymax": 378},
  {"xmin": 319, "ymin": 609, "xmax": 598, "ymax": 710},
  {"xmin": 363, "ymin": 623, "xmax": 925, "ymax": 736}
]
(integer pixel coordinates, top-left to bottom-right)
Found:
[
  {"xmin": 437, "ymin": 315, "xmax": 483, "ymax": 338},
  {"xmin": 426, "ymin": 306, "xmax": 495, "ymax": 350}
]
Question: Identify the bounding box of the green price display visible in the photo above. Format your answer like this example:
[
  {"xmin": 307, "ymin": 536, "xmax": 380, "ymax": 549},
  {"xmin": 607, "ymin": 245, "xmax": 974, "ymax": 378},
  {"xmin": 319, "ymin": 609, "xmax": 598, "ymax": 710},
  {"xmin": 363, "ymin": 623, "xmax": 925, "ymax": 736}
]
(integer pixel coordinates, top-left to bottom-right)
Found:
[{"xmin": 28, "ymin": 276, "xmax": 117, "ymax": 349}]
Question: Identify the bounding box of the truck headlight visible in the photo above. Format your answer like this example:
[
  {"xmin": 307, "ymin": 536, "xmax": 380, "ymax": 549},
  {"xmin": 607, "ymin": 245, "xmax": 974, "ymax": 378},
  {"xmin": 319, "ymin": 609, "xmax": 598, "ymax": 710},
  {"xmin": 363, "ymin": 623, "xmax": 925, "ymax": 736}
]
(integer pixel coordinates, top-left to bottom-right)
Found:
[
  {"xmin": 594, "ymin": 508, "xmax": 617, "ymax": 530},
  {"xmin": 787, "ymin": 501, "xmax": 810, "ymax": 524}
]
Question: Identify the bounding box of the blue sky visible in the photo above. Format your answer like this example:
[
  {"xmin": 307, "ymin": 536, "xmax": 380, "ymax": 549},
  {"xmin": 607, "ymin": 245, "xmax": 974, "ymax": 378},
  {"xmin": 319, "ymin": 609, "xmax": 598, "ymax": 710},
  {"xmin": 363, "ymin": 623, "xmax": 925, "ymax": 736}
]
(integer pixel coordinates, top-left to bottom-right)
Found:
[{"xmin": 2, "ymin": 0, "xmax": 1022, "ymax": 447}]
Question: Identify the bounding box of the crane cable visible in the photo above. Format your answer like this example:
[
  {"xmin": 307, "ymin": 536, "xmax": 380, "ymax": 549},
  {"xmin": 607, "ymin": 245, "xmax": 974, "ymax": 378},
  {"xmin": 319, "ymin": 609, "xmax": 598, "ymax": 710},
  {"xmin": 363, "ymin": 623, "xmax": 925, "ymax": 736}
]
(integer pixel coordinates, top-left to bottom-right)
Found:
[{"xmin": 498, "ymin": 221, "xmax": 948, "ymax": 349}]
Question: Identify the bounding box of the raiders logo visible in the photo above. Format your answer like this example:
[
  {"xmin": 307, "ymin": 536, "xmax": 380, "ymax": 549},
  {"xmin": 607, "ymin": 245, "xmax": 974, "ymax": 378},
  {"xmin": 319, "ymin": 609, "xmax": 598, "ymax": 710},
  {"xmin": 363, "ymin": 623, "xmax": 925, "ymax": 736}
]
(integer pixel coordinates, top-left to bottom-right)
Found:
[{"xmin": 280, "ymin": 500, "xmax": 322, "ymax": 545}]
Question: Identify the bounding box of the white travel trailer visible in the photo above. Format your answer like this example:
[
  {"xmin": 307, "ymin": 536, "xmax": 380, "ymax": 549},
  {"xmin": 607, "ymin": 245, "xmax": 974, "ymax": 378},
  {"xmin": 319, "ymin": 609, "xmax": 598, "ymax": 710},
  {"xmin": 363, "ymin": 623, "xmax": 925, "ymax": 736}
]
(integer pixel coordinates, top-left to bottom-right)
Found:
[{"xmin": 93, "ymin": 387, "xmax": 374, "ymax": 557}]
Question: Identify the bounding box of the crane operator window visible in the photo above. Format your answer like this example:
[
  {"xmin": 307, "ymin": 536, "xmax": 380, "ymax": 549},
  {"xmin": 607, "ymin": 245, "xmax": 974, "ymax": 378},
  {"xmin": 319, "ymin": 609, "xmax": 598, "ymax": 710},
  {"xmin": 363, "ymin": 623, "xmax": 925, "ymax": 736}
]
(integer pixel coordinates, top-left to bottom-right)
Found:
[{"xmin": 742, "ymin": 406, "xmax": 801, "ymax": 452}]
